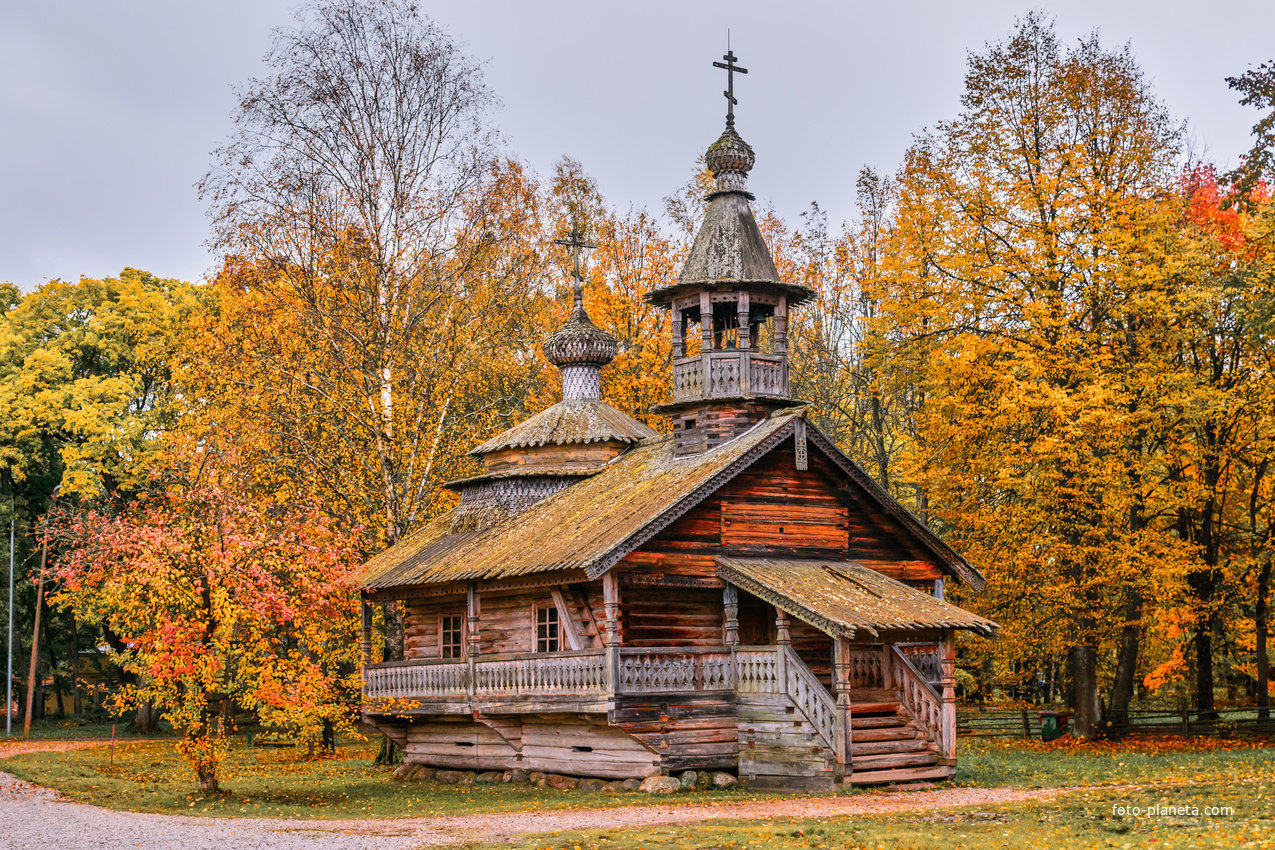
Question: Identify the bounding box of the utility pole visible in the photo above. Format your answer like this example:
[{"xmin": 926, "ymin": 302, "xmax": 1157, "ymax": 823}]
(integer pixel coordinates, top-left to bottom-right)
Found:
[{"xmin": 6, "ymin": 474, "xmax": 13, "ymax": 736}]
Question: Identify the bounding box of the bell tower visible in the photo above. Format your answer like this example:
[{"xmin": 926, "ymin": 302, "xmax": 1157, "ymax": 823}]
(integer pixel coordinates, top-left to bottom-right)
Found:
[{"xmin": 647, "ymin": 51, "xmax": 814, "ymax": 455}]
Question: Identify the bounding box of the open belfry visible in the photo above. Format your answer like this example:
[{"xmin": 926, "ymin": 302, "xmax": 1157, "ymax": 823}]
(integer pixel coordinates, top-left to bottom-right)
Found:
[{"xmin": 358, "ymin": 52, "xmax": 996, "ymax": 790}]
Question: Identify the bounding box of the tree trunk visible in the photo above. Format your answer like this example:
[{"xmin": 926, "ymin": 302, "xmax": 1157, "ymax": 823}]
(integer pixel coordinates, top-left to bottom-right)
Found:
[
  {"xmin": 1256, "ymin": 556, "xmax": 1270, "ymax": 720},
  {"xmin": 322, "ymin": 718, "xmax": 336, "ymax": 752},
  {"xmin": 134, "ymin": 699, "xmax": 157, "ymax": 734},
  {"xmin": 1070, "ymin": 645, "xmax": 1102, "ymax": 739},
  {"xmin": 23, "ymin": 537, "xmax": 48, "ymax": 735},
  {"xmin": 1194, "ymin": 623, "xmax": 1217, "ymax": 718},
  {"xmin": 1109, "ymin": 591, "xmax": 1143, "ymax": 727},
  {"xmin": 69, "ymin": 613, "xmax": 81, "ymax": 715},
  {"xmin": 197, "ymin": 767, "xmax": 219, "ymax": 794},
  {"xmin": 374, "ymin": 734, "xmax": 401, "ymax": 766}
]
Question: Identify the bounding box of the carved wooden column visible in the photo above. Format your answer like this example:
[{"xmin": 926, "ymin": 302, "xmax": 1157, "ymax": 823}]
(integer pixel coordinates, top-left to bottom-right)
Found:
[
  {"xmin": 940, "ymin": 629, "xmax": 957, "ymax": 761},
  {"xmin": 722, "ymin": 584, "xmax": 740, "ymax": 647},
  {"xmin": 672, "ymin": 305, "xmax": 684, "ymax": 358},
  {"xmin": 467, "ymin": 582, "xmax": 480, "ymax": 697},
  {"xmin": 699, "ymin": 290, "xmax": 714, "ymax": 397},
  {"xmin": 603, "ymin": 572, "xmax": 621, "ymax": 697},
  {"xmin": 832, "ymin": 635, "xmax": 853, "ymax": 775},
  {"xmin": 774, "ymin": 294, "xmax": 789, "ymax": 393},
  {"xmin": 360, "ymin": 594, "xmax": 373, "ymax": 667},
  {"xmin": 736, "ymin": 290, "xmax": 751, "ymax": 393},
  {"xmin": 775, "ymin": 608, "xmax": 790, "ymax": 692}
]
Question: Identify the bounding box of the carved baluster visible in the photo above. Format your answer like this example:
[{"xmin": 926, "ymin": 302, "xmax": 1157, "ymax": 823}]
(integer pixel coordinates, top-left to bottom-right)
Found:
[{"xmin": 940, "ymin": 631, "xmax": 956, "ymax": 760}]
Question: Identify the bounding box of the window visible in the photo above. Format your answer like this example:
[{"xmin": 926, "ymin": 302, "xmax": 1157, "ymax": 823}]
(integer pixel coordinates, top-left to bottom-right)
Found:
[
  {"xmin": 536, "ymin": 605, "xmax": 560, "ymax": 653},
  {"xmin": 440, "ymin": 613, "xmax": 465, "ymax": 659}
]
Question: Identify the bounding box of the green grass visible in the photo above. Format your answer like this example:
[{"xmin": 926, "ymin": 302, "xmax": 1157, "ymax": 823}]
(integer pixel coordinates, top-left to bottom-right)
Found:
[
  {"xmin": 956, "ymin": 737, "xmax": 1275, "ymax": 787},
  {"xmin": 2, "ymin": 716, "xmax": 174, "ymax": 740},
  {"xmin": 0, "ymin": 739, "xmax": 770, "ymax": 819},
  {"xmin": 474, "ymin": 782, "xmax": 1275, "ymax": 850},
  {"xmin": 4, "ymin": 734, "xmax": 1275, "ymax": 850}
]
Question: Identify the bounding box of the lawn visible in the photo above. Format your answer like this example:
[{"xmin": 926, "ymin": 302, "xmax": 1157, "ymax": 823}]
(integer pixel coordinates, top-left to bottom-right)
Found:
[
  {"xmin": 478, "ymin": 783, "xmax": 1274, "ymax": 850},
  {"xmin": 2, "ymin": 715, "xmax": 174, "ymax": 740},
  {"xmin": 956, "ymin": 736, "xmax": 1275, "ymax": 787},
  {"xmin": 2, "ymin": 734, "xmax": 1273, "ymax": 850},
  {"xmin": 469, "ymin": 739, "xmax": 1275, "ymax": 850},
  {"xmin": 0, "ymin": 738, "xmax": 770, "ymax": 819}
]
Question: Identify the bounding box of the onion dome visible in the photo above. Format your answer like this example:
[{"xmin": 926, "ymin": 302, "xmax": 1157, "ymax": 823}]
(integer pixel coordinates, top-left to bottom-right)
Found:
[
  {"xmin": 542, "ymin": 289, "xmax": 618, "ymax": 401},
  {"xmin": 543, "ymin": 298, "xmax": 618, "ymax": 371},
  {"xmin": 706, "ymin": 126, "xmax": 755, "ymax": 194}
]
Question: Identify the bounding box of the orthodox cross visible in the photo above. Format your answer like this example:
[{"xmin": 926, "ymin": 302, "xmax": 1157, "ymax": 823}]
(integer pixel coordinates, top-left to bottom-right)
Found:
[
  {"xmin": 553, "ymin": 227, "xmax": 597, "ymax": 306},
  {"xmin": 713, "ymin": 49, "xmax": 748, "ymax": 128}
]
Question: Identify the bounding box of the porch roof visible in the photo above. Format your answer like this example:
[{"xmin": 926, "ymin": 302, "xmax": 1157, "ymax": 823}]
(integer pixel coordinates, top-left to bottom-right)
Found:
[{"xmin": 716, "ymin": 557, "xmax": 998, "ymax": 640}]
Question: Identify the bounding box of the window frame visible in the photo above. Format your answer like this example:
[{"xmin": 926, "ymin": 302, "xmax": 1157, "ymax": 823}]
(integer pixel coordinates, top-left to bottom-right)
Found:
[
  {"xmin": 534, "ymin": 603, "xmax": 561, "ymax": 653},
  {"xmin": 438, "ymin": 611, "xmax": 466, "ymax": 659}
]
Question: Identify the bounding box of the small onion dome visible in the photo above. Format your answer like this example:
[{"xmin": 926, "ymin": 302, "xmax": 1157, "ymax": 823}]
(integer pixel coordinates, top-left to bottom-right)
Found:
[
  {"xmin": 543, "ymin": 303, "xmax": 618, "ymax": 369},
  {"xmin": 706, "ymin": 126, "xmax": 755, "ymax": 193}
]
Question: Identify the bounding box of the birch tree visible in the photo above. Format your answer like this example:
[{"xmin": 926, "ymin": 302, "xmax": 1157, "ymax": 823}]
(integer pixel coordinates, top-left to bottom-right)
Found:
[{"xmin": 199, "ymin": 0, "xmax": 519, "ymax": 546}]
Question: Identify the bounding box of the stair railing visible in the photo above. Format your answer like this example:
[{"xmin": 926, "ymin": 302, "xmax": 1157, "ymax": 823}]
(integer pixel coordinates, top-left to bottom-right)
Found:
[
  {"xmin": 781, "ymin": 645, "xmax": 838, "ymax": 753},
  {"xmin": 887, "ymin": 645, "xmax": 945, "ymax": 757}
]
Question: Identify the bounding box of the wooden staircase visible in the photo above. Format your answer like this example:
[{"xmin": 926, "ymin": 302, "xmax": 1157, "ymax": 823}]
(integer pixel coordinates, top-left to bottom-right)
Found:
[{"xmin": 844, "ymin": 689, "xmax": 955, "ymax": 785}]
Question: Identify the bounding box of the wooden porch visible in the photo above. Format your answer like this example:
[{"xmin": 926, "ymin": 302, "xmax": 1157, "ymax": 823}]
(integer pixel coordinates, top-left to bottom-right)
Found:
[{"xmin": 363, "ymin": 630, "xmax": 957, "ymax": 787}]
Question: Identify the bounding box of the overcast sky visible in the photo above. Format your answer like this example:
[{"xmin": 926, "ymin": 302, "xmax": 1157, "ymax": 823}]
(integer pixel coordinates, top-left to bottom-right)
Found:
[{"xmin": 1, "ymin": 1, "xmax": 1271, "ymax": 290}]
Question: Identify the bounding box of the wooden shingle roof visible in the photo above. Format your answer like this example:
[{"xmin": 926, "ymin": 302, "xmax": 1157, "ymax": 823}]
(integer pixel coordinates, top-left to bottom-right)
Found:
[
  {"xmin": 358, "ymin": 410, "xmax": 986, "ymax": 593},
  {"xmin": 716, "ymin": 557, "xmax": 998, "ymax": 638},
  {"xmin": 470, "ymin": 400, "xmax": 657, "ymax": 455},
  {"xmin": 362, "ymin": 411, "xmax": 803, "ymax": 589}
]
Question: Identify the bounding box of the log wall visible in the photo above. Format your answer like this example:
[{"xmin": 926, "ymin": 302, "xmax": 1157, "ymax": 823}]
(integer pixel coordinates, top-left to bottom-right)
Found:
[
  {"xmin": 623, "ymin": 587, "xmax": 723, "ymax": 648},
  {"xmin": 402, "ymin": 714, "xmax": 661, "ymax": 778},
  {"xmin": 613, "ymin": 694, "xmax": 739, "ymax": 772},
  {"xmin": 737, "ymin": 692, "xmax": 837, "ymax": 792},
  {"xmin": 401, "ymin": 582, "xmax": 603, "ymax": 660}
]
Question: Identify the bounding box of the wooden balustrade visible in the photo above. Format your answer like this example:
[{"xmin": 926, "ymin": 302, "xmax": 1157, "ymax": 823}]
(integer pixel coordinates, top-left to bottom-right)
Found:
[
  {"xmin": 364, "ymin": 659, "xmax": 468, "ymax": 699},
  {"xmin": 671, "ymin": 353, "xmax": 787, "ymax": 401},
  {"xmin": 672, "ymin": 357, "xmax": 705, "ymax": 400},
  {"xmin": 734, "ymin": 648, "xmax": 780, "ymax": 693},
  {"xmin": 475, "ymin": 650, "xmax": 607, "ymax": 695},
  {"xmin": 616, "ymin": 648, "xmax": 734, "ymax": 693},
  {"xmin": 845, "ymin": 647, "xmax": 885, "ymax": 689},
  {"xmin": 888, "ymin": 645, "xmax": 944, "ymax": 756},
  {"xmin": 782, "ymin": 645, "xmax": 838, "ymax": 752},
  {"xmin": 749, "ymin": 356, "xmax": 786, "ymax": 396},
  {"xmin": 896, "ymin": 643, "xmax": 942, "ymax": 686}
]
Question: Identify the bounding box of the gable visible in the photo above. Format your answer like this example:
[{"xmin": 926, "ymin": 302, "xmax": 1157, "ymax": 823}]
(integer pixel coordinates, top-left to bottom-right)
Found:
[{"xmin": 618, "ymin": 435, "xmax": 957, "ymax": 589}]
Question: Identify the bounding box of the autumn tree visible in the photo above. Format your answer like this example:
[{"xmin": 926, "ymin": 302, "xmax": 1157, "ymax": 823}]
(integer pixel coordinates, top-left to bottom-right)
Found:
[
  {"xmin": 55, "ymin": 444, "xmax": 362, "ymax": 792},
  {"xmin": 0, "ymin": 269, "xmax": 205, "ymax": 726},
  {"xmin": 200, "ymin": 0, "xmax": 517, "ymax": 547},
  {"xmin": 1226, "ymin": 61, "xmax": 1275, "ymax": 200},
  {"xmin": 1146, "ymin": 167, "xmax": 1275, "ymax": 713},
  {"xmin": 867, "ymin": 13, "xmax": 1184, "ymax": 736}
]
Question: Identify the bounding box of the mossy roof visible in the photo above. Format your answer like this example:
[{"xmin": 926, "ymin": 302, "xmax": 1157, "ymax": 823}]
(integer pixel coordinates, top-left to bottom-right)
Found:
[
  {"xmin": 359, "ymin": 410, "xmax": 986, "ymax": 594},
  {"xmin": 716, "ymin": 557, "xmax": 998, "ymax": 639}
]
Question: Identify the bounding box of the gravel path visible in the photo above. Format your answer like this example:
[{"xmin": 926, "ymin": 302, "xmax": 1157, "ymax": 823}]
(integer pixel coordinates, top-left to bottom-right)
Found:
[{"xmin": 0, "ymin": 742, "xmax": 1063, "ymax": 849}]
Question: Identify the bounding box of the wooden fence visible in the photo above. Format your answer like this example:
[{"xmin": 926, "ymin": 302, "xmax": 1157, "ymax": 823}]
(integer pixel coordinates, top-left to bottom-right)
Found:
[{"xmin": 958, "ymin": 706, "xmax": 1275, "ymax": 739}]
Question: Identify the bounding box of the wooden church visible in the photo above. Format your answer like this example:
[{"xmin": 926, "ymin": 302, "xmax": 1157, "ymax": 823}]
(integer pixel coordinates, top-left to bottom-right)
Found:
[{"xmin": 357, "ymin": 58, "xmax": 996, "ymax": 789}]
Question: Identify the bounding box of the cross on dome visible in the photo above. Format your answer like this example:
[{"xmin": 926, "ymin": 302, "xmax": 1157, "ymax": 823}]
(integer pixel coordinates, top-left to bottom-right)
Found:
[
  {"xmin": 553, "ymin": 227, "xmax": 598, "ymax": 309},
  {"xmin": 712, "ymin": 49, "xmax": 748, "ymax": 129}
]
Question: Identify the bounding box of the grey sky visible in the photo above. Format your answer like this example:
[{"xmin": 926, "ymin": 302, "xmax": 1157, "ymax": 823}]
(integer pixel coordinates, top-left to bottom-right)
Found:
[{"xmin": 1, "ymin": 1, "xmax": 1271, "ymax": 290}]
